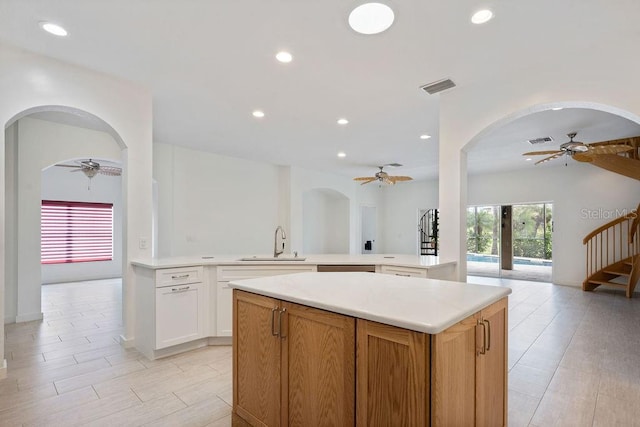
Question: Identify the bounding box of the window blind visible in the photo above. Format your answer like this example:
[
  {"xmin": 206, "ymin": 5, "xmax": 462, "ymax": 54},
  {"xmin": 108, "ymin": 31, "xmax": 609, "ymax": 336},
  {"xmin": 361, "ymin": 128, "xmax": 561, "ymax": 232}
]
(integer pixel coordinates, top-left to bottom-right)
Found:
[{"xmin": 41, "ymin": 200, "xmax": 114, "ymax": 264}]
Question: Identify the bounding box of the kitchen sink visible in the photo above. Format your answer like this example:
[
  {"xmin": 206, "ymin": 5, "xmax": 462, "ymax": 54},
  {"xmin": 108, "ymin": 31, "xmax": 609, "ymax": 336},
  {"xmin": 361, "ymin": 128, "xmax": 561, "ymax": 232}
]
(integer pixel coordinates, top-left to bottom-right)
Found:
[{"xmin": 238, "ymin": 256, "xmax": 307, "ymax": 261}]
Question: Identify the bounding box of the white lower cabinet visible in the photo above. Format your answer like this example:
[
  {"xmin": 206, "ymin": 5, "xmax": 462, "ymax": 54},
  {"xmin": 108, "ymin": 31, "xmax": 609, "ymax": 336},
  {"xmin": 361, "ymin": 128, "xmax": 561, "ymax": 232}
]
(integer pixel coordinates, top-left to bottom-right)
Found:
[
  {"xmin": 216, "ymin": 281, "xmax": 233, "ymax": 337},
  {"xmin": 155, "ymin": 282, "xmax": 206, "ymax": 349}
]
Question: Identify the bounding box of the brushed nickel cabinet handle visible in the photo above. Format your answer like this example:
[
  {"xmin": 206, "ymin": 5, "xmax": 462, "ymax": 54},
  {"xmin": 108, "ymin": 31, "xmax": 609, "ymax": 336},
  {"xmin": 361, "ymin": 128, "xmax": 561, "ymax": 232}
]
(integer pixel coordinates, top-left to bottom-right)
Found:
[
  {"xmin": 271, "ymin": 308, "xmax": 279, "ymax": 336},
  {"xmin": 170, "ymin": 286, "xmax": 190, "ymax": 292},
  {"xmin": 279, "ymin": 308, "xmax": 287, "ymax": 339},
  {"xmin": 395, "ymin": 273, "xmax": 411, "ymax": 277},
  {"xmin": 171, "ymin": 274, "xmax": 190, "ymax": 279}
]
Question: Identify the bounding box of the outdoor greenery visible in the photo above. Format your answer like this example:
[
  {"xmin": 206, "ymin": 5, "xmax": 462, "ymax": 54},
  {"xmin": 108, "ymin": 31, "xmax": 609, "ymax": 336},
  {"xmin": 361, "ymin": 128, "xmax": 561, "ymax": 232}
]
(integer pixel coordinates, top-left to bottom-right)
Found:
[{"xmin": 467, "ymin": 204, "xmax": 553, "ymax": 260}]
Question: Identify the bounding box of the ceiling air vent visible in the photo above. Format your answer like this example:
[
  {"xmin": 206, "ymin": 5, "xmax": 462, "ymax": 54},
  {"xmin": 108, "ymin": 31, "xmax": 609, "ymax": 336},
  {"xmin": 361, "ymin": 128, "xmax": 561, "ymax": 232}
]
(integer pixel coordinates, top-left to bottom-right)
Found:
[
  {"xmin": 420, "ymin": 78, "xmax": 456, "ymax": 95},
  {"xmin": 527, "ymin": 136, "xmax": 554, "ymax": 145}
]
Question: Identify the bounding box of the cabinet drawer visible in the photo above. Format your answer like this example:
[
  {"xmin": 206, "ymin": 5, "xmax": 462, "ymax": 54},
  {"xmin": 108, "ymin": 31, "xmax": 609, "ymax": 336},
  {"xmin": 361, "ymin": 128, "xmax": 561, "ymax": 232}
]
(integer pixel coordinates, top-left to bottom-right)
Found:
[
  {"xmin": 155, "ymin": 266, "xmax": 203, "ymax": 287},
  {"xmin": 217, "ymin": 265, "xmax": 316, "ymax": 281},
  {"xmin": 379, "ymin": 265, "xmax": 427, "ymax": 278}
]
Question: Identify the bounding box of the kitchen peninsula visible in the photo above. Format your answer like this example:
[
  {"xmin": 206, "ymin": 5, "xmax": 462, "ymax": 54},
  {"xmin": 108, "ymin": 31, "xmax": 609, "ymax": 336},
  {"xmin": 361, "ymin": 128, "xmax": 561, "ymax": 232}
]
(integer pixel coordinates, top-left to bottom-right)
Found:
[
  {"xmin": 131, "ymin": 254, "xmax": 456, "ymax": 360},
  {"xmin": 230, "ymin": 272, "xmax": 511, "ymax": 426}
]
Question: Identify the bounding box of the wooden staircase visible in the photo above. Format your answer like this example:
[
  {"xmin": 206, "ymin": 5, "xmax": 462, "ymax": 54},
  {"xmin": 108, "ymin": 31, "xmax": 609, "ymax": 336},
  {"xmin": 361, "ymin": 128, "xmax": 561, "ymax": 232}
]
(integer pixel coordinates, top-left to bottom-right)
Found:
[{"xmin": 583, "ymin": 203, "xmax": 640, "ymax": 297}]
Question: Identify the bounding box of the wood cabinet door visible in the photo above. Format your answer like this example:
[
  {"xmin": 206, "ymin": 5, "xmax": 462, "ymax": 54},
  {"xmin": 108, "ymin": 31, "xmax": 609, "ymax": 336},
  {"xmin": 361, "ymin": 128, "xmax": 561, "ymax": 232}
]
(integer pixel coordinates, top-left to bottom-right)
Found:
[
  {"xmin": 476, "ymin": 298, "xmax": 508, "ymax": 427},
  {"xmin": 233, "ymin": 291, "xmax": 281, "ymax": 426},
  {"xmin": 281, "ymin": 301, "xmax": 355, "ymax": 427},
  {"xmin": 356, "ymin": 320, "xmax": 429, "ymax": 427},
  {"xmin": 431, "ymin": 314, "xmax": 477, "ymax": 427}
]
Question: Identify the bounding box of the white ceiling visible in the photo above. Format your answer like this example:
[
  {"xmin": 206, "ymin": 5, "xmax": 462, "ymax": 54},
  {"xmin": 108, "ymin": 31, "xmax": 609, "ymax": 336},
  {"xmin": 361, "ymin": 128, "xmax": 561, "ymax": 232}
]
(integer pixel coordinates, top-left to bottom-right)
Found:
[{"xmin": 1, "ymin": 1, "xmax": 638, "ymax": 180}]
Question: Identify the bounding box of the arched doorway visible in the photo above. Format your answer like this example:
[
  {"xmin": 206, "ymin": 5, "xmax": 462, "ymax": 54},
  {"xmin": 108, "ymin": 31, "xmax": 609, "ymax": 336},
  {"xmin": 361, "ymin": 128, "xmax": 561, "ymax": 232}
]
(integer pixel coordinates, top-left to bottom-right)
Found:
[{"xmin": 4, "ymin": 106, "xmax": 125, "ymax": 324}]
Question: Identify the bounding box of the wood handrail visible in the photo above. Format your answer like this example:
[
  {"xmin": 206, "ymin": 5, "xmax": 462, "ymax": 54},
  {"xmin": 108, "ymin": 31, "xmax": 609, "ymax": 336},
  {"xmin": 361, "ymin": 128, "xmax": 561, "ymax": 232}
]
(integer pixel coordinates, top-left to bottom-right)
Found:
[
  {"xmin": 631, "ymin": 203, "xmax": 640, "ymax": 243},
  {"xmin": 583, "ymin": 206, "xmax": 639, "ymax": 244}
]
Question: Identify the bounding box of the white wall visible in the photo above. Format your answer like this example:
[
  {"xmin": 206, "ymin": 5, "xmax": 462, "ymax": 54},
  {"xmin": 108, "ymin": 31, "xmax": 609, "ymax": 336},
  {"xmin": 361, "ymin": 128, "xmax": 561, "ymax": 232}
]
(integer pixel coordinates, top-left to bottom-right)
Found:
[
  {"xmin": 41, "ymin": 159, "xmax": 122, "ymax": 284},
  {"xmin": 378, "ymin": 179, "xmax": 439, "ymax": 254},
  {"xmin": 4, "ymin": 123, "xmax": 18, "ymax": 323},
  {"xmin": 153, "ymin": 143, "xmax": 281, "ymax": 256},
  {"xmin": 302, "ymin": 189, "xmax": 349, "ymax": 254},
  {"xmin": 468, "ymin": 164, "xmax": 640, "ymax": 286},
  {"xmin": 0, "ymin": 42, "xmax": 153, "ymax": 371}
]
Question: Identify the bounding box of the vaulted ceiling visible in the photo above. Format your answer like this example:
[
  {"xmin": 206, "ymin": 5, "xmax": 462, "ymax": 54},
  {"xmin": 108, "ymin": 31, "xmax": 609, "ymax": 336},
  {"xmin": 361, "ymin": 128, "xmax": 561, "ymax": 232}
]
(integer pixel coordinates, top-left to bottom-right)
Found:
[{"xmin": 1, "ymin": 1, "xmax": 639, "ymax": 180}]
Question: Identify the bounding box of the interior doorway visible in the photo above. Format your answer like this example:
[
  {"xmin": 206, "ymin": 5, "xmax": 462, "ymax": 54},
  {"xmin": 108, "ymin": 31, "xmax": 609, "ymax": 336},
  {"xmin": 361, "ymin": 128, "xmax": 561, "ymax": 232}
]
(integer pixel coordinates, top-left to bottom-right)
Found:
[
  {"xmin": 361, "ymin": 206, "xmax": 377, "ymax": 254},
  {"xmin": 467, "ymin": 203, "xmax": 553, "ymax": 282}
]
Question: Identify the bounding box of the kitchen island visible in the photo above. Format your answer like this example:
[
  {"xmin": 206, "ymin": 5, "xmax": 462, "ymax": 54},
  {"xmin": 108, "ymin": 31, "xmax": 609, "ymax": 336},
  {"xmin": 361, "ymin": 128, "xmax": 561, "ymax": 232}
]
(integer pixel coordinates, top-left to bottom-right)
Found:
[
  {"xmin": 230, "ymin": 272, "xmax": 511, "ymax": 426},
  {"xmin": 131, "ymin": 254, "xmax": 456, "ymax": 360}
]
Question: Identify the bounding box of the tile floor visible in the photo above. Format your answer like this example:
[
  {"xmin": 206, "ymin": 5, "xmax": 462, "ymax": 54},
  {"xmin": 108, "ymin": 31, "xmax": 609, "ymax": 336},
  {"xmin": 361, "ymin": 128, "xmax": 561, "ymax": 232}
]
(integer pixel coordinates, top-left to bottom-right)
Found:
[{"xmin": 0, "ymin": 277, "xmax": 639, "ymax": 426}]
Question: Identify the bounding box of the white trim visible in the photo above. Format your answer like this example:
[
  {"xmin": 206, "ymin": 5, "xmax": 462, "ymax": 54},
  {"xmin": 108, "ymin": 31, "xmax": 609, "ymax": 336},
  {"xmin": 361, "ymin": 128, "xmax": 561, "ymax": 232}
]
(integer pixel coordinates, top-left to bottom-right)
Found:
[
  {"xmin": 119, "ymin": 334, "xmax": 135, "ymax": 348},
  {"xmin": 15, "ymin": 312, "xmax": 43, "ymax": 323}
]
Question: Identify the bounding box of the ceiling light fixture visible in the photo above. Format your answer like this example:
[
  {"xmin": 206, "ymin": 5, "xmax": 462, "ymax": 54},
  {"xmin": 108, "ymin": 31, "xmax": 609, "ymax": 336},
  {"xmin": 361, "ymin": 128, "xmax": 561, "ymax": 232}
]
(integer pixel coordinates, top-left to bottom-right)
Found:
[
  {"xmin": 275, "ymin": 51, "xmax": 293, "ymax": 63},
  {"xmin": 471, "ymin": 9, "xmax": 493, "ymax": 24},
  {"xmin": 551, "ymin": 107, "xmax": 564, "ymax": 111},
  {"xmin": 252, "ymin": 110, "xmax": 265, "ymax": 118},
  {"xmin": 337, "ymin": 152, "xmax": 347, "ymax": 158},
  {"xmin": 39, "ymin": 21, "xmax": 68, "ymax": 36},
  {"xmin": 420, "ymin": 134, "xmax": 432, "ymax": 140},
  {"xmin": 337, "ymin": 118, "xmax": 349, "ymax": 125},
  {"xmin": 348, "ymin": 3, "xmax": 395, "ymax": 35},
  {"xmin": 526, "ymin": 158, "xmax": 532, "ymax": 162}
]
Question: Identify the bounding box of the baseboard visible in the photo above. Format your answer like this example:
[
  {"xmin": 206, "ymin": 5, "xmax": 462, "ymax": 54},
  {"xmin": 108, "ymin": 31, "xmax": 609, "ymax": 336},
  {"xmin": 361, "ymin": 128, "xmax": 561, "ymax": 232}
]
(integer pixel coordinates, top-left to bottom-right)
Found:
[
  {"xmin": 119, "ymin": 334, "xmax": 135, "ymax": 349},
  {"xmin": 0, "ymin": 359, "xmax": 6, "ymax": 379},
  {"xmin": 15, "ymin": 312, "xmax": 43, "ymax": 323},
  {"xmin": 208, "ymin": 336, "xmax": 232, "ymax": 346}
]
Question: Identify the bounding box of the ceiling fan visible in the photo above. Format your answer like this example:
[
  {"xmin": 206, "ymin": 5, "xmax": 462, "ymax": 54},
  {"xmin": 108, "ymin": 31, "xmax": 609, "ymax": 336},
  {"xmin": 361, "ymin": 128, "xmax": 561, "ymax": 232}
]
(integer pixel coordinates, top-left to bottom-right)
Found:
[
  {"xmin": 523, "ymin": 132, "xmax": 634, "ymax": 165},
  {"xmin": 353, "ymin": 164, "xmax": 413, "ymax": 185},
  {"xmin": 55, "ymin": 159, "xmax": 122, "ymax": 189}
]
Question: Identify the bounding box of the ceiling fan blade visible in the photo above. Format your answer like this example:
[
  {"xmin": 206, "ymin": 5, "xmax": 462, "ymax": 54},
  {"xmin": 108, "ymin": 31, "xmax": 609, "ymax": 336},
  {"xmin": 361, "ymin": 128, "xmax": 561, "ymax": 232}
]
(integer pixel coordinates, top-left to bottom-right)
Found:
[
  {"xmin": 572, "ymin": 152, "xmax": 594, "ymax": 163},
  {"xmin": 589, "ymin": 154, "xmax": 640, "ymax": 180},
  {"xmin": 358, "ymin": 178, "xmax": 377, "ymax": 185},
  {"xmin": 388, "ymin": 175, "xmax": 413, "ymax": 182},
  {"xmin": 522, "ymin": 150, "xmax": 564, "ymax": 156},
  {"xmin": 383, "ymin": 177, "xmax": 395, "ymax": 185},
  {"xmin": 534, "ymin": 152, "xmax": 564, "ymax": 165},
  {"xmin": 55, "ymin": 164, "xmax": 82, "ymax": 168},
  {"xmin": 354, "ymin": 176, "xmax": 376, "ymax": 181},
  {"xmin": 98, "ymin": 166, "xmax": 122, "ymax": 176},
  {"xmin": 587, "ymin": 144, "xmax": 635, "ymax": 155}
]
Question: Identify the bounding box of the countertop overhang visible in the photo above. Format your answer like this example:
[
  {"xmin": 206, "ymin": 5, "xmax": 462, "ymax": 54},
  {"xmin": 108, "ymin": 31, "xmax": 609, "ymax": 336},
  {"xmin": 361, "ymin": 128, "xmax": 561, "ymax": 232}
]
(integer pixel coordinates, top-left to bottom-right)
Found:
[
  {"xmin": 229, "ymin": 272, "xmax": 511, "ymax": 334},
  {"xmin": 131, "ymin": 254, "xmax": 456, "ymax": 270}
]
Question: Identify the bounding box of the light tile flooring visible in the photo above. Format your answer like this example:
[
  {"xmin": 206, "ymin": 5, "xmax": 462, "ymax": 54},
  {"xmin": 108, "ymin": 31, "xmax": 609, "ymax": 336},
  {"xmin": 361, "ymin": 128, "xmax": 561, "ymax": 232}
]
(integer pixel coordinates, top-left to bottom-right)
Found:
[{"xmin": 1, "ymin": 277, "xmax": 639, "ymax": 426}]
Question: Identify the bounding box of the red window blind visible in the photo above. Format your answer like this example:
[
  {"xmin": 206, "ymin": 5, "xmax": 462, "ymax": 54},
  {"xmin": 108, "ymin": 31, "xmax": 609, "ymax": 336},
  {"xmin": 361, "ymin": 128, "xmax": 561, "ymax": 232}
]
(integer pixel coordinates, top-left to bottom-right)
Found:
[{"xmin": 41, "ymin": 200, "xmax": 114, "ymax": 264}]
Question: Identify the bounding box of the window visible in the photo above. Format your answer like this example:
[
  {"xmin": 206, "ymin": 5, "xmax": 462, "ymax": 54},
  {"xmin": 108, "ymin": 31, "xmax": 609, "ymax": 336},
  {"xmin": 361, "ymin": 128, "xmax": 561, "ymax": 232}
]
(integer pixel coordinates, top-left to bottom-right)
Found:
[{"xmin": 41, "ymin": 200, "xmax": 114, "ymax": 264}]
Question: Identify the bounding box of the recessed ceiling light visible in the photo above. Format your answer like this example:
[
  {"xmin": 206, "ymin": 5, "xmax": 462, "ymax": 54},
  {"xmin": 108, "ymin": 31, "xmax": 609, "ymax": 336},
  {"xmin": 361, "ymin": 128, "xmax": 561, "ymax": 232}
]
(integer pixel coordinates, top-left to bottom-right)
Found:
[
  {"xmin": 525, "ymin": 158, "xmax": 533, "ymax": 162},
  {"xmin": 275, "ymin": 51, "xmax": 293, "ymax": 63},
  {"xmin": 420, "ymin": 134, "xmax": 432, "ymax": 140},
  {"xmin": 471, "ymin": 9, "xmax": 493, "ymax": 24},
  {"xmin": 348, "ymin": 3, "xmax": 395, "ymax": 35},
  {"xmin": 551, "ymin": 107, "xmax": 564, "ymax": 111},
  {"xmin": 40, "ymin": 21, "xmax": 68, "ymax": 36},
  {"xmin": 252, "ymin": 110, "xmax": 265, "ymax": 118},
  {"xmin": 337, "ymin": 152, "xmax": 347, "ymax": 158},
  {"xmin": 337, "ymin": 118, "xmax": 349, "ymax": 125}
]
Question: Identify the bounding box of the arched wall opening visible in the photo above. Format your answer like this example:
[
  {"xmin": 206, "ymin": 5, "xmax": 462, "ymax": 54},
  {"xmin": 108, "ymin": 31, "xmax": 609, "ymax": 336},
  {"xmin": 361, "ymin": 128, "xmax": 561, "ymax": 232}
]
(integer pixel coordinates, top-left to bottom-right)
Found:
[
  {"xmin": 440, "ymin": 99, "xmax": 640, "ymax": 284},
  {"xmin": 5, "ymin": 106, "xmax": 125, "ymax": 324},
  {"xmin": 302, "ymin": 188, "xmax": 350, "ymax": 254}
]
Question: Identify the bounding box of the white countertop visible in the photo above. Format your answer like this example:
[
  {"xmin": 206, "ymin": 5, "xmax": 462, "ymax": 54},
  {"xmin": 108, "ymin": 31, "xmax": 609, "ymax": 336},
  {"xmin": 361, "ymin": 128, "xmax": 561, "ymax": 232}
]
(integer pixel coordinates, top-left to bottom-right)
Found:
[
  {"xmin": 229, "ymin": 272, "xmax": 511, "ymax": 334},
  {"xmin": 131, "ymin": 254, "xmax": 456, "ymax": 270}
]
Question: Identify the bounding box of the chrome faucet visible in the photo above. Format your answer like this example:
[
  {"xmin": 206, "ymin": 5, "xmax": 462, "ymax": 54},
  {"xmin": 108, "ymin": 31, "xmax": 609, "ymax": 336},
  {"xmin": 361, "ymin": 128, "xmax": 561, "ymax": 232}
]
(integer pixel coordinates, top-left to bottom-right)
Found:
[{"xmin": 274, "ymin": 226, "xmax": 287, "ymax": 258}]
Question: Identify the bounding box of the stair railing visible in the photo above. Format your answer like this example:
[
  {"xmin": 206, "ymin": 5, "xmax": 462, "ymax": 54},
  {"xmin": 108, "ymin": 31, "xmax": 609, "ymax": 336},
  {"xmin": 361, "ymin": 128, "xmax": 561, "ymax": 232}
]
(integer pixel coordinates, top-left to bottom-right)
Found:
[{"xmin": 583, "ymin": 203, "xmax": 640, "ymax": 289}]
